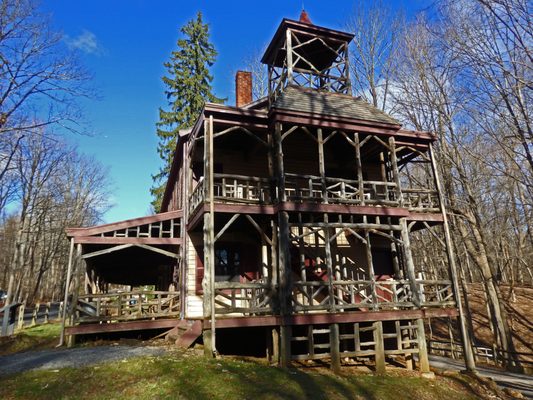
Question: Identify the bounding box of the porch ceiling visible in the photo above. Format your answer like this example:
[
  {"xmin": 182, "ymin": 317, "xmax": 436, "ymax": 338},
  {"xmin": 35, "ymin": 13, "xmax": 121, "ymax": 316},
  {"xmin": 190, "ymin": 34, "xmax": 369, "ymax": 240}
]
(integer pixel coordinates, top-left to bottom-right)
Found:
[
  {"xmin": 66, "ymin": 210, "xmax": 182, "ymax": 286},
  {"xmin": 84, "ymin": 244, "xmax": 179, "ymax": 286}
]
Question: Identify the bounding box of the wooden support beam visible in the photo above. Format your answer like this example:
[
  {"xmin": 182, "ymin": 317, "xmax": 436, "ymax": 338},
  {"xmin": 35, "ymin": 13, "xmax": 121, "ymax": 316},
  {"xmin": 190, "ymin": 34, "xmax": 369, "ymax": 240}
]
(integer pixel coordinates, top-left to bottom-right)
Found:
[
  {"xmin": 280, "ymin": 325, "xmax": 292, "ymax": 368},
  {"xmin": 364, "ymin": 225, "xmax": 378, "ymax": 310},
  {"xmin": 400, "ymin": 218, "xmax": 422, "ymax": 307},
  {"xmin": 202, "ymin": 115, "xmax": 216, "ymax": 357},
  {"xmin": 286, "ymin": 29, "xmax": 293, "ymax": 84},
  {"xmin": 323, "ymin": 215, "xmax": 335, "ymax": 311},
  {"xmin": 59, "ymin": 238, "xmax": 75, "ymax": 346},
  {"xmin": 317, "ymin": 128, "xmax": 328, "ymax": 203},
  {"xmin": 389, "ymin": 137, "xmax": 404, "ymax": 207},
  {"xmin": 82, "ymin": 244, "xmax": 134, "ymax": 259},
  {"xmin": 374, "ymin": 321, "xmax": 386, "ymax": 374},
  {"xmin": 330, "ymin": 323, "xmax": 341, "ymax": 374},
  {"xmin": 213, "ymin": 214, "xmax": 240, "ymax": 243},
  {"xmin": 416, "ymin": 319, "xmax": 430, "ymax": 373},
  {"xmin": 354, "ymin": 132, "xmax": 365, "ymax": 205}
]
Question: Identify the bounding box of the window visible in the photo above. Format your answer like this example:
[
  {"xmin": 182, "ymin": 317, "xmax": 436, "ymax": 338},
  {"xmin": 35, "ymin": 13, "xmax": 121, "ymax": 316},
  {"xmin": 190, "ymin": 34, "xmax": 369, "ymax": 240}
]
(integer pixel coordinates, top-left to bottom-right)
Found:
[{"xmin": 215, "ymin": 248, "xmax": 240, "ymax": 282}]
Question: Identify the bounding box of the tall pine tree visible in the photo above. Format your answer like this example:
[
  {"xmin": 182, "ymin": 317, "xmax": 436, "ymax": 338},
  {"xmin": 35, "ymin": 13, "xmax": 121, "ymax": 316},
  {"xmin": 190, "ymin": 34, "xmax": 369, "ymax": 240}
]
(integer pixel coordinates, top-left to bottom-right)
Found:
[{"xmin": 151, "ymin": 12, "xmax": 222, "ymax": 211}]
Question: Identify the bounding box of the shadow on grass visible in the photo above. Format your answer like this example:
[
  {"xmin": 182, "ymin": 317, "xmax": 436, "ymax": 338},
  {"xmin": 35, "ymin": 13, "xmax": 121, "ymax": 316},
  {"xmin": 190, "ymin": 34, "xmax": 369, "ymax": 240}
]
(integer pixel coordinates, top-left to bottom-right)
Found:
[{"xmin": 167, "ymin": 357, "xmax": 376, "ymax": 400}]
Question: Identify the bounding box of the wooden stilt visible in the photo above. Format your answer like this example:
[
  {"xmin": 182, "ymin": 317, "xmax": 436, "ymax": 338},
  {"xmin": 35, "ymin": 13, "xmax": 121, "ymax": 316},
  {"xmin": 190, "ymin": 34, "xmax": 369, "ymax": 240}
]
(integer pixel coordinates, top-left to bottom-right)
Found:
[
  {"xmin": 59, "ymin": 238, "xmax": 75, "ymax": 347},
  {"xmin": 400, "ymin": 218, "xmax": 421, "ymax": 307},
  {"xmin": 280, "ymin": 325, "xmax": 292, "ymax": 368},
  {"xmin": 416, "ymin": 318, "xmax": 431, "ymax": 374},
  {"xmin": 374, "ymin": 321, "xmax": 386, "ymax": 374},
  {"xmin": 330, "ymin": 323, "xmax": 341, "ymax": 373}
]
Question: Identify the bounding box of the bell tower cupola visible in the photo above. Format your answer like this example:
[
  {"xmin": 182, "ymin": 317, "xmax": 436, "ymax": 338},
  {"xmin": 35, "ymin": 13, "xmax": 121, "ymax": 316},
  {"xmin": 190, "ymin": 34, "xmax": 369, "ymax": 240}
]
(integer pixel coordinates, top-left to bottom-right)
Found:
[{"xmin": 261, "ymin": 11, "xmax": 354, "ymax": 103}]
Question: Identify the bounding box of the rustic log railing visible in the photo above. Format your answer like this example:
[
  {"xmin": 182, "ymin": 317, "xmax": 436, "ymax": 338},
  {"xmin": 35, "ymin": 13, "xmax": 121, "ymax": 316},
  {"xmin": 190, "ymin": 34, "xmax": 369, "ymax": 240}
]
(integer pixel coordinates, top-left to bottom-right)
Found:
[
  {"xmin": 188, "ymin": 172, "xmax": 439, "ymax": 212},
  {"xmin": 184, "ymin": 279, "xmax": 454, "ymax": 318},
  {"xmin": 188, "ymin": 179, "xmax": 205, "ymax": 215},
  {"xmin": 428, "ymin": 339, "xmax": 533, "ymax": 368},
  {"xmin": 213, "ymin": 173, "xmax": 272, "ymax": 203},
  {"xmin": 284, "ymin": 173, "xmax": 399, "ymax": 205},
  {"xmin": 402, "ymin": 189, "xmax": 440, "ymax": 212},
  {"xmin": 74, "ymin": 291, "xmax": 180, "ymax": 323},
  {"xmin": 213, "ymin": 281, "xmax": 273, "ymax": 315},
  {"xmin": 291, "ymin": 279, "xmax": 454, "ymax": 313}
]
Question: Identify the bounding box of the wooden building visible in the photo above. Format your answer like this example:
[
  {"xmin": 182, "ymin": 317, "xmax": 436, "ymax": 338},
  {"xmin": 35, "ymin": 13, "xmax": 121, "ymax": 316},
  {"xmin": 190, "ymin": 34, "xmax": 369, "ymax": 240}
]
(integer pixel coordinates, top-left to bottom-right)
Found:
[{"xmin": 64, "ymin": 14, "xmax": 467, "ymax": 373}]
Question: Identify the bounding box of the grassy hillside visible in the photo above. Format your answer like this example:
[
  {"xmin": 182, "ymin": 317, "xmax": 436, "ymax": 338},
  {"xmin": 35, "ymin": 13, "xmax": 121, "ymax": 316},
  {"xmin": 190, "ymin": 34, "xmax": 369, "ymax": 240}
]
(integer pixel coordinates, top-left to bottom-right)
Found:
[{"xmin": 0, "ymin": 351, "xmax": 507, "ymax": 400}]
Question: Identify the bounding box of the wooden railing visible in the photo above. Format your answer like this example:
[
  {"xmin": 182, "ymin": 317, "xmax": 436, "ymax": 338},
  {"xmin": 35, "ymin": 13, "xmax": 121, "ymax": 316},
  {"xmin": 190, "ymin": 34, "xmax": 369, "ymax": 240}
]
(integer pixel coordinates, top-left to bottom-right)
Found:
[
  {"xmin": 428, "ymin": 339, "xmax": 533, "ymax": 369},
  {"xmin": 75, "ymin": 291, "xmax": 180, "ymax": 323},
  {"xmin": 284, "ymin": 173, "xmax": 399, "ymax": 206},
  {"xmin": 418, "ymin": 280, "xmax": 455, "ymax": 307},
  {"xmin": 188, "ymin": 179, "xmax": 205, "ymax": 215},
  {"xmin": 188, "ymin": 172, "xmax": 439, "ymax": 212},
  {"xmin": 291, "ymin": 279, "xmax": 454, "ymax": 313},
  {"xmin": 402, "ymin": 189, "xmax": 440, "ymax": 212},
  {"xmin": 213, "ymin": 174, "xmax": 272, "ymax": 203},
  {"xmin": 213, "ymin": 281, "xmax": 273, "ymax": 315}
]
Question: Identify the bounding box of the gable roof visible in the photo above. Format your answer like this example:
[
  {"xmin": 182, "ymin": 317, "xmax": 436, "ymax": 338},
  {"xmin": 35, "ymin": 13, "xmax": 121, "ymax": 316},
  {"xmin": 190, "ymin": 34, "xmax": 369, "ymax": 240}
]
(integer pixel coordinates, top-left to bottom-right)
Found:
[{"xmin": 272, "ymin": 86, "xmax": 400, "ymax": 126}]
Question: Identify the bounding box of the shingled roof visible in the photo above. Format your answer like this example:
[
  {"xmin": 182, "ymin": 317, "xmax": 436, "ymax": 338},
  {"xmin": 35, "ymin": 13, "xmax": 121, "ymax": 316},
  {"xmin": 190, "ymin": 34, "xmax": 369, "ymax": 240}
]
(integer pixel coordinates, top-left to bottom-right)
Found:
[{"xmin": 272, "ymin": 86, "xmax": 400, "ymax": 126}]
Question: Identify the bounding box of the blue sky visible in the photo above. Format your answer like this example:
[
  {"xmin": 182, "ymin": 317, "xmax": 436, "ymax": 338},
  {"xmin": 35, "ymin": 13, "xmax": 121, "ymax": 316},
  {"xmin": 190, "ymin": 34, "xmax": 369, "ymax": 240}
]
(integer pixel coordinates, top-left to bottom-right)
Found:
[{"xmin": 41, "ymin": 0, "xmax": 432, "ymax": 223}]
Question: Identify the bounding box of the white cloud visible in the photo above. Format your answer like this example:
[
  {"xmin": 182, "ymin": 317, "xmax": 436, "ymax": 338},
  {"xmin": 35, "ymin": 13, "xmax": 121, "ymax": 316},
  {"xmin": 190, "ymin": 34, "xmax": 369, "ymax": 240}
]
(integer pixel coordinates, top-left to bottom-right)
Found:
[{"xmin": 65, "ymin": 30, "xmax": 103, "ymax": 55}]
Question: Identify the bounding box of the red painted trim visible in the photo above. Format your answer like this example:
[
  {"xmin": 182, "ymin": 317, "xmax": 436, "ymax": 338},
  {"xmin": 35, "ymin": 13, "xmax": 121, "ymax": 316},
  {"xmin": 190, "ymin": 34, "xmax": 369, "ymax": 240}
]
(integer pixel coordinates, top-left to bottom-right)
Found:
[
  {"xmin": 205, "ymin": 308, "xmax": 459, "ymax": 329},
  {"xmin": 66, "ymin": 210, "xmax": 182, "ymax": 237}
]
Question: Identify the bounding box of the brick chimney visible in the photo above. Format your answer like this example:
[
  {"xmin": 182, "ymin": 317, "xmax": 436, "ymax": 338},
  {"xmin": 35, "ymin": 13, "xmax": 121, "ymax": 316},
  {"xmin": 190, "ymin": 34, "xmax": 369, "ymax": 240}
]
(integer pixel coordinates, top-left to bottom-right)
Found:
[{"xmin": 235, "ymin": 71, "xmax": 252, "ymax": 107}]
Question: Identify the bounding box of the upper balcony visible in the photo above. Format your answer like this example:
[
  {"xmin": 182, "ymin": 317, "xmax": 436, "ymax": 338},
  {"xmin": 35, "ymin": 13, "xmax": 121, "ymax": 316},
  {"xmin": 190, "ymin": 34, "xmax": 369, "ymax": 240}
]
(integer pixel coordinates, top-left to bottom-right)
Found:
[
  {"xmin": 185, "ymin": 106, "xmax": 440, "ymax": 220},
  {"xmin": 188, "ymin": 172, "xmax": 440, "ymax": 217}
]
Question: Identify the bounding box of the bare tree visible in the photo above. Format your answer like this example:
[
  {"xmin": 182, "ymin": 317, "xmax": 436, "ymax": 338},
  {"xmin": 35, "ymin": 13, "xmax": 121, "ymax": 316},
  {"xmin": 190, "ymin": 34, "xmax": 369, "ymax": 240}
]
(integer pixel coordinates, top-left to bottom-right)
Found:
[
  {"xmin": 241, "ymin": 48, "xmax": 268, "ymax": 101},
  {"xmin": 0, "ymin": 0, "xmax": 91, "ymax": 135},
  {"xmin": 0, "ymin": 133, "xmax": 110, "ymax": 303},
  {"xmin": 390, "ymin": 10, "xmax": 527, "ymax": 368},
  {"xmin": 345, "ymin": 0, "xmax": 404, "ymax": 111}
]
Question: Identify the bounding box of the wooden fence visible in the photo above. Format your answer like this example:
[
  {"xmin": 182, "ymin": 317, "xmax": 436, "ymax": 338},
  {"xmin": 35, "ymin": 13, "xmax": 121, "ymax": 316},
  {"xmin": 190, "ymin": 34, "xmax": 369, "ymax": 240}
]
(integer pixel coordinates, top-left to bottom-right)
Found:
[{"xmin": 428, "ymin": 339, "xmax": 533, "ymax": 369}]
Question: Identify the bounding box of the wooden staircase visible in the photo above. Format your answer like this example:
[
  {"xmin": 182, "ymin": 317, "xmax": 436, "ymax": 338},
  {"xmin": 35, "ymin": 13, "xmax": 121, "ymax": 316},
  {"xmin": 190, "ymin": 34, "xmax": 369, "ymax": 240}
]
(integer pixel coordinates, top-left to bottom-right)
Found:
[{"xmin": 165, "ymin": 320, "xmax": 202, "ymax": 348}]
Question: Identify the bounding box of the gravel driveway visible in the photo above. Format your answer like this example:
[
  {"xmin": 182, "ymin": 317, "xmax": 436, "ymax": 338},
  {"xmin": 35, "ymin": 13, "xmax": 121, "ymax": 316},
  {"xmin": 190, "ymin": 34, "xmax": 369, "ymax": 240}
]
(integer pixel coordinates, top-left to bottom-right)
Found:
[{"xmin": 0, "ymin": 345, "xmax": 166, "ymax": 376}]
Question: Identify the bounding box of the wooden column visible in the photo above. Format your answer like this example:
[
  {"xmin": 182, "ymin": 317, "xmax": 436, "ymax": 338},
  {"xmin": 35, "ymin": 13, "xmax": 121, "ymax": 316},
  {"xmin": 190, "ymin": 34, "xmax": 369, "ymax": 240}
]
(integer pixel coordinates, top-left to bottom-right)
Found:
[
  {"xmin": 268, "ymin": 327, "xmax": 280, "ymax": 365},
  {"xmin": 317, "ymin": 128, "xmax": 328, "ymax": 203},
  {"xmin": 67, "ymin": 244, "xmax": 82, "ymax": 347},
  {"xmin": 275, "ymin": 122, "xmax": 292, "ymax": 367},
  {"xmin": 388, "ymin": 137, "xmax": 403, "ymax": 206},
  {"xmin": 202, "ymin": 115, "xmax": 216, "ymax": 357},
  {"xmin": 330, "ymin": 323, "xmax": 341, "ymax": 373},
  {"xmin": 373, "ymin": 321, "xmax": 386, "ymax": 374},
  {"xmin": 344, "ymin": 42, "xmax": 352, "ymax": 93},
  {"xmin": 364, "ymin": 222, "xmax": 378, "ymax": 309},
  {"xmin": 59, "ymin": 238, "xmax": 75, "ymax": 346},
  {"xmin": 400, "ymin": 218, "xmax": 422, "ymax": 307},
  {"xmin": 389, "ymin": 217, "xmax": 403, "ymax": 279},
  {"xmin": 324, "ymin": 215, "xmax": 335, "ymax": 311},
  {"xmin": 286, "ymin": 29, "xmax": 293, "ymax": 85},
  {"xmin": 428, "ymin": 143, "xmax": 476, "ymax": 372},
  {"xmin": 354, "ymin": 132, "xmax": 365, "ymax": 205},
  {"xmin": 416, "ymin": 319, "xmax": 431, "ymax": 373}
]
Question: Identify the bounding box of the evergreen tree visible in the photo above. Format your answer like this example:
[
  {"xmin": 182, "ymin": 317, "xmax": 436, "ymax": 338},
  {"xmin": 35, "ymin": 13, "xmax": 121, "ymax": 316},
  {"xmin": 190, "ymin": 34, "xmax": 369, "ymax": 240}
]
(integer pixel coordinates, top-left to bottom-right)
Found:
[{"xmin": 151, "ymin": 12, "xmax": 222, "ymax": 211}]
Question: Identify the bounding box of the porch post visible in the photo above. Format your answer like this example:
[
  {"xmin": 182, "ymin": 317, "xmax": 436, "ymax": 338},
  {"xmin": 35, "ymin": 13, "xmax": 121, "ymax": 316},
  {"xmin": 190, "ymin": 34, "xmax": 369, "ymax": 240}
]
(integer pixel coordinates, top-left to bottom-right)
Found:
[
  {"xmin": 59, "ymin": 238, "xmax": 75, "ymax": 346},
  {"xmin": 274, "ymin": 121, "xmax": 292, "ymax": 367},
  {"xmin": 202, "ymin": 115, "xmax": 217, "ymax": 357}
]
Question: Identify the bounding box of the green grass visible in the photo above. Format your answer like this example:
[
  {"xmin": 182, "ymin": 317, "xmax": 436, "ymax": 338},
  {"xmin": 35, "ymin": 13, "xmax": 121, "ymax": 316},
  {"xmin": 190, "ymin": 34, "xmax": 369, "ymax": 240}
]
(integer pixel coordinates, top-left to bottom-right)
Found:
[
  {"xmin": 0, "ymin": 323, "xmax": 61, "ymax": 356},
  {"xmin": 0, "ymin": 352, "xmax": 491, "ymax": 400}
]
